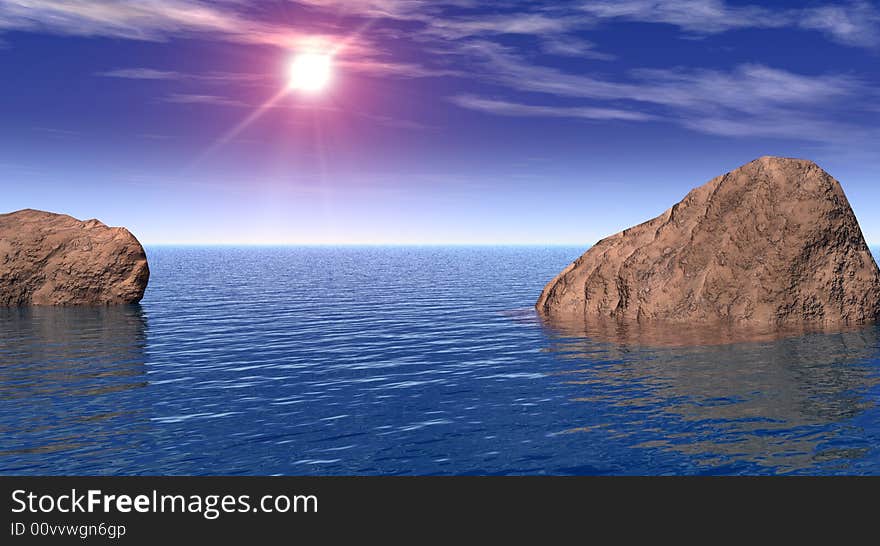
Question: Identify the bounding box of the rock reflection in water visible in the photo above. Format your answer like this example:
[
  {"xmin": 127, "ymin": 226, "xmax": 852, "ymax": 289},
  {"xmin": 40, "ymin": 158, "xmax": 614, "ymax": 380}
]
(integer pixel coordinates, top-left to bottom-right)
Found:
[
  {"xmin": 0, "ymin": 306, "xmax": 148, "ymax": 473},
  {"xmin": 540, "ymin": 313, "xmax": 874, "ymax": 348},
  {"xmin": 541, "ymin": 317, "xmax": 880, "ymax": 473}
]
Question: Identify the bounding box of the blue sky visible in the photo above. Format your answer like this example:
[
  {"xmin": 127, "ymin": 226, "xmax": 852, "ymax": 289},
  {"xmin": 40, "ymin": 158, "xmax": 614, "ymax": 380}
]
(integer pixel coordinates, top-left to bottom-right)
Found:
[{"xmin": 1, "ymin": 0, "xmax": 879, "ymax": 244}]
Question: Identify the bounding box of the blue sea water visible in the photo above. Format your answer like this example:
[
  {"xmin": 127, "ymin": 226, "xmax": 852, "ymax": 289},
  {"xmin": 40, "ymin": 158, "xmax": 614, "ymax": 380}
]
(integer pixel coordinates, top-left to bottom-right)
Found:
[{"xmin": 2, "ymin": 246, "xmax": 880, "ymax": 475}]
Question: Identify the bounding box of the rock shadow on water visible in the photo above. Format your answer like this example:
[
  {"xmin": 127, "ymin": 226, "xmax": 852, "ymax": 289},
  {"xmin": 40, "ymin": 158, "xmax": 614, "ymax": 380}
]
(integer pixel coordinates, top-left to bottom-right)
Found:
[
  {"xmin": 0, "ymin": 306, "xmax": 149, "ymax": 473},
  {"xmin": 536, "ymin": 313, "xmax": 880, "ymax": 473}
]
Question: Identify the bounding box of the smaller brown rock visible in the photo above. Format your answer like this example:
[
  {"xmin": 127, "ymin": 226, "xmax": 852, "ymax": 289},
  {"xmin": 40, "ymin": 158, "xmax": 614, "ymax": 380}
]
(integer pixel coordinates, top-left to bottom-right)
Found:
[{"xmin": 0, "ymin": 209, "xmax": 149, "ymax": 305}]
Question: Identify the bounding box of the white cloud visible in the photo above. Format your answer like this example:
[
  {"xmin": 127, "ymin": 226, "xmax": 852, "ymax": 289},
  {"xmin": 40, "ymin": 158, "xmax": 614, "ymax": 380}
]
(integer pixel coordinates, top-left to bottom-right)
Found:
[
  {"xmin": 338, "ymin": 59, "xmax": 462, "ymax": 78},
  {"xmin": 631, "ymin": 64, "xmax": 859, "ymax": 112},
  {"xmin": 0, "ymin": 0, "xmax": 378, "ymax": 59},
  {"xmin": 459, "ymin": 41, "xmax": 863, "ymax": 110},
  {"xmin": 423, "ymin": 12, "xmax": 581, "ymax": 39},
  {"xmin": 800, "ymin": 1, "xmax": 880, "ymax": 47},
  {"xmin": 98, "ymin": 67, "xmax": 272, "ymax": 85},
  {"xmin": 99, "ymin": 68, "xmax": 182, "ymax": 80},
  {"xmin": 578, "ymin": 0, "xmax": 786, "ymax": 33},
  {"xmin": 0, "ymin": 0, "xmax": 247, "ymax": 41},
  {"xmin": 578, "ymin": 0, "xmax": 880, "ymax": 47},
  {"xmin": 450, "ymin": 95, "xmax": 655, "ymax": 121},
  {"xmin": 162, "ymin": 93, "xmax": 248, "ymax": 107},
  {"xmin": 448, "ymin": 41, "xmax": 876, "ymax": 144},
  {"xmin": 290, "ymin": 0, "xmax": 475, "ymax": 20},
  {"xmin": 3, "ymin": 0, "xmax": 879, "ymax": 56},
  {"xmin": 539, "ymin": 36, "xmax": 614, "ymax": 59},
  {"xmin": 3, "ymin": 0, "xmax": 877, "ymax": 141}
]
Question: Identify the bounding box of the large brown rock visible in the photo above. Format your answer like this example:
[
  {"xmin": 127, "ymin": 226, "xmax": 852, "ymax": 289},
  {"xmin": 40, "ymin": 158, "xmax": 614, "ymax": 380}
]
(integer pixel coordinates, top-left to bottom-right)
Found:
[
  {"xmin": 537, "ymin": 156, "xmax": 880, "ymax": 327},
  {"xmin": 0, "ymin": 209, "xmax": 149, "ymax": 305}
]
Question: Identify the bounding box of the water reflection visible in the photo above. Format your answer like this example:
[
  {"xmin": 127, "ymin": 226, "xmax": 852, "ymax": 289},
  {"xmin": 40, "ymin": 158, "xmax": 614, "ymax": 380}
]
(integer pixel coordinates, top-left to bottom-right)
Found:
[
  {"xmin": 0, "ymin": 306, "xmax": 149, "ymax": 473},
  {"xmin": 2, "ymin": 246, "xmax": 878, "ymax": 475},
  {"xmin": 540, "ymin": 313, "xmax": 872, "ymax": 348},
  {"xmin": 542, "ymin": 319, "xmax": 880, "ymax": 473}
]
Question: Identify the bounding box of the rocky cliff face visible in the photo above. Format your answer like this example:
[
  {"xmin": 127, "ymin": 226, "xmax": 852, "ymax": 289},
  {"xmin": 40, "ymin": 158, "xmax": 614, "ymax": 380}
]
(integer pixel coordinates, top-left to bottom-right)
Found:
[
  {"xmin": 0, "ymin": 209, "xmax": 149, "ymax": 305},
  {"xmin": 537, "ymin": 156, "xmax": 880, "ymax": 327}
]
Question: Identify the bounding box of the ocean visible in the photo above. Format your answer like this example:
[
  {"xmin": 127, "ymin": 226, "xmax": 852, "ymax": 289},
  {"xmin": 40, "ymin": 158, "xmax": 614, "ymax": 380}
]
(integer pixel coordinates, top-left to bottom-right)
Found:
[{"xmin": 2, "ymin": 246, "xmax": 880, "ymax": 475}]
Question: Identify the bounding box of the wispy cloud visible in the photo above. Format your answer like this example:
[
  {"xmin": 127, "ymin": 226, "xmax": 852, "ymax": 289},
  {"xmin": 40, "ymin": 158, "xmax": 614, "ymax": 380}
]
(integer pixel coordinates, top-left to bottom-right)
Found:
[
  {"xmin": 631, "ymin": 64, "xmax": 860, "ymax": 112},
  {"xmin": 0, "ymin": 0, "xmax": 376, "ymax": 57},
  {"xmin": 0, "ymin": 1, "xmax": 494, "ymax": 82},
  {"xmin": 162, "ymin": 93, "xmax": 248, "ymax": 107},
  {"xmin": 3, "ymin": 0, "xmax": 878, "ymax": 145},
  {"xmin": 291, "ymin": 0, "xmax": 475, "ymax": 20},
  {"xmin": 98, "ymin": 67, "xmax": 272, "ymax": 86},
  {"xmin": 539, "ymin": 36, "xmax": 614, "ymax": 59},
  {"xmin": 665, "ymin": 65, "xmax": 870, "ymax": 142},
  {"xmin": 450, "ymin": 95, "xmax": 655, "ymax": 122},
  {"xmin": 578, "ymin": 0, "xmax": 880, "ymax": 48},
  {"xmin": 455, "ymin": 40, "xmax": 632, "ymax": 100},
  {"xmin": 31, "ymin": 126, "xmax": 83, "ymax": 138},
  {"xmin": 422, "ymin": 12, "xmax": 583, "ymax": 40},
  {"xmin": 800, "ymin": 1, "xmax": 880, "ymax": 48},
  {"xmin": 3, "ymin": 0, "xmax": 879, "ymax": 90},
  {"xmin": 295, "ymin": 0, "xmax": 880, "ymax": 49},
  {"xmin": 99, "ymin": 68, "xmax": 182, "ymax": 80},
  {"xmin": 3, "ymin": 1, "xmax": 879, "ymax": 64},
  {"xmin": 578, "ymin": 0, "xmax": 786, "ymax": 34},
  {"xmin": 339, "ymin": 59, "xmax": 461, "ymax": 79},
  {"xmin": 448, "ymin": 39, "xmax": 876, "ymax": 143},
  {"xmin": 457, "ymin": 40, "xmax": 863, "ymax": 108},
  {"xmin": 676, "ymin": 113, "xmax": 874, "ymax": 142},
  {"xmin": 357, "ymin": 112, "xmax": 432, "ymax": 130},
  {"xmin": 0, "ymin": 0, "xmax": 249, "ymax": 41}
]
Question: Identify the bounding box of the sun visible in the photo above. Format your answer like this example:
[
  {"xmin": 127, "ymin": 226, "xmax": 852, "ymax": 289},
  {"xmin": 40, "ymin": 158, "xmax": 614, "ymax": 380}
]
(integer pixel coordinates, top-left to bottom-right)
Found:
[{"xmin": 288, "ymin": 52, "xmax": 332, "ymax": 93}]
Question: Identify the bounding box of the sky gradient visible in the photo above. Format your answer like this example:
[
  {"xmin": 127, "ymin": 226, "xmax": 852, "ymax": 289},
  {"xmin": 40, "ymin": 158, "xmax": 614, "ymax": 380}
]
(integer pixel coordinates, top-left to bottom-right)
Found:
[{"xmin": 2, "ymin": 0, "xmax": 879, "ymax": 244}]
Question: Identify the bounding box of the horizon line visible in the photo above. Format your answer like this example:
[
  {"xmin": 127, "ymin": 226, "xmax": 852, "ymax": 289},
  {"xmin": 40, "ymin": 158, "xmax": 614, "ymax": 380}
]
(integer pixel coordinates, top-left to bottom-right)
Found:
[
  {"xmin": 141, "ymin": 242, "xmax": 880, "ymax": 248},
  {"xmin": 140, "ymin": 242, "xmax": 598, "ymax": 247}
]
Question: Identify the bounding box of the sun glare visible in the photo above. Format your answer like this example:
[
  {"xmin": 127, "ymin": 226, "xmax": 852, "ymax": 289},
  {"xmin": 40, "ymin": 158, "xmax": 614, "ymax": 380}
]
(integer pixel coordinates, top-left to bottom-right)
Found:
[{"xmin": 289, "ymin": 52, "xmax": 332, "ymax": 92}]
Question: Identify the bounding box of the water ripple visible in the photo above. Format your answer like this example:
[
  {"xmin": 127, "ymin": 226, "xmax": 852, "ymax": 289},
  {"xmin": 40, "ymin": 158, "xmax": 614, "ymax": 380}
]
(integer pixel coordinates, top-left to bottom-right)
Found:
[{"xmin": 1, "ymin": 246, "xmax": 880, "ymax": 475}]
